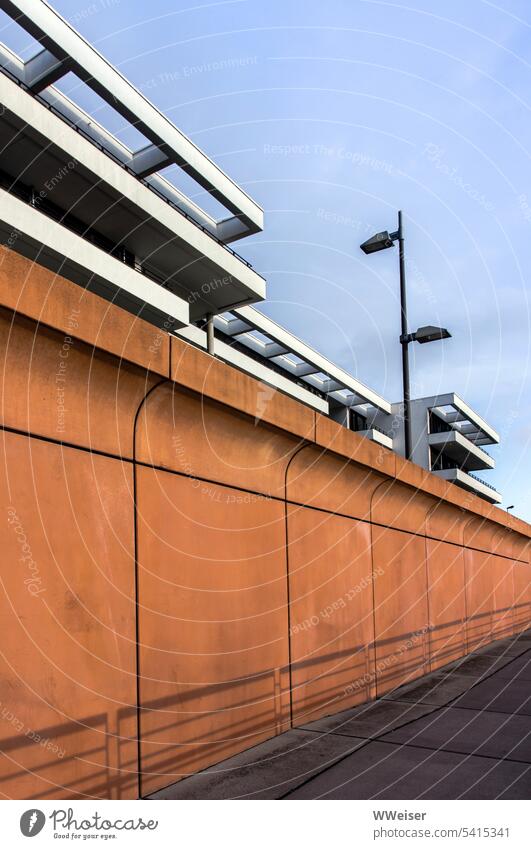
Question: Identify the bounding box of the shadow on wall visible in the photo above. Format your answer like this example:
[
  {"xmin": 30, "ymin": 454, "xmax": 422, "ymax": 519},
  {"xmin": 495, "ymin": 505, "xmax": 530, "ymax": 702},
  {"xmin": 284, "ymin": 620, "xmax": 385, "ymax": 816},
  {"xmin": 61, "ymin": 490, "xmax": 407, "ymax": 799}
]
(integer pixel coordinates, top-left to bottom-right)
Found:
[
  {"xmin": 0, "ymin": 712, "xmax": 136, "ymax": 800},
  {"xmin": 135, "ymin": 606, "xmax": 526, "ymax": 798},
  {"xmin": 1, "ymin": 599, "xmax": 527, "ymax": 801},
  {"xmin": 0, "ymin": 281, "xmax": 529, "ymax": 800}
]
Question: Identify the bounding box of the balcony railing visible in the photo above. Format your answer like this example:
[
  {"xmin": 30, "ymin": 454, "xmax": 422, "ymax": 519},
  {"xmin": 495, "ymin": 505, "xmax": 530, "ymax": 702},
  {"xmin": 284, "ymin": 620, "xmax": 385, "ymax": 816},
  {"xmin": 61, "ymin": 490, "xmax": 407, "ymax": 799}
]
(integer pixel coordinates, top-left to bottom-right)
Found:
[
  {"xmin": 0, "ymin": 64, "xmax": 260, "ymax": 275},
  {"xmin": 468, "ymin": 472, "xmax": 499, "ymax": 492}
]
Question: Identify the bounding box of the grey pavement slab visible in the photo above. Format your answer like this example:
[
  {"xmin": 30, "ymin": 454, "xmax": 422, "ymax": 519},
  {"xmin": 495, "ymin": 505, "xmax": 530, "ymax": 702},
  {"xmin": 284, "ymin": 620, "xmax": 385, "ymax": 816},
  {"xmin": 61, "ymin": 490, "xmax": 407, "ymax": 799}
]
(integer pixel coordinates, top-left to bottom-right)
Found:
[
  {"xmin": 442, "ymin": 653, "xmax": 522, "ymax": 679},
  {"xmin": 492, "ymin": 652, "xmax": 531, "ymax": 682},
  {"xmin": 148, "ymin": 728, "xmax": 366, "ymax": 800},
  {"xmin": 299, "ymin": 699, "xmax": 437, "ymax": 739},
  {"xmin": 381, "ymin": 707, "xmax": 531, "ymax": 762},
  {"xmin": 509, "ymin": 631, "xmax": 531, "ymax": 644},
  {"xmin": 284, "ymin": 741, "xmax": 531, "ymax": 799},
  {"xmin": 147, "ymin": 630, "xmax": 531, "ymax": 800},
  {"xmin": 471, "ymin": 636, "xmax": 531, "ymax": 659},
  {"xmin": 383, "ymin": 673, "xmax": 477, "ymax": 706},
  {"xmin": 453, "ymin": 675, "xmax": 531, "ymax": 716}
]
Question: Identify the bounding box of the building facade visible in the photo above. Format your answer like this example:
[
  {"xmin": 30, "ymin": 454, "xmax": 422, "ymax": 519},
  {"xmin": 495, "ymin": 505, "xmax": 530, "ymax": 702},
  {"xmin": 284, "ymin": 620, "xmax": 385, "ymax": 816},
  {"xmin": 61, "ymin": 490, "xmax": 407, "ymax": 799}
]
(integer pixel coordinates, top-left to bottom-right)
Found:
[
  {"xmin": 0, "ymin": 0, "xmax": 525, "ymax": 800},
  {"xmin": 0, "ymin": 0, "xmax": 501, "ymax": 502}
]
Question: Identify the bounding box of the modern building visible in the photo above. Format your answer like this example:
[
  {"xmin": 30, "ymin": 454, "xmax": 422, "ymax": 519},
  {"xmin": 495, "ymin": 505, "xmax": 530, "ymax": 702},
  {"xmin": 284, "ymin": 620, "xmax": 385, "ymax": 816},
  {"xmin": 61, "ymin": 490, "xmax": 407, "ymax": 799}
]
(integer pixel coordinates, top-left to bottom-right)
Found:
[
  {"xmin": 372, "ymin": 394, "xmax": 501, "ymax": 504},
  {"xmin": 0, "ymin": 0, "xmax": 499, "ymax": 503},
  {"xmin": 0, "ymin": 0, "xmax": 265, "ymax": 331},
  {"xmin": 0, "ymin": 0, "xmax": 528, "ymax": 803}
]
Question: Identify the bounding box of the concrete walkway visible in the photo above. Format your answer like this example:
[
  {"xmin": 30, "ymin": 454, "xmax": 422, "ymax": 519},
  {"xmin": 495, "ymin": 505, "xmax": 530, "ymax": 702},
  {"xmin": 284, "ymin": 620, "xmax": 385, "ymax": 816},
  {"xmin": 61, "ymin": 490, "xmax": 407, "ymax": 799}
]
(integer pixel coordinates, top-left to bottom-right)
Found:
[{"xmin": 149, "ymin": 630, "xmax": 531, "ymax": 800}]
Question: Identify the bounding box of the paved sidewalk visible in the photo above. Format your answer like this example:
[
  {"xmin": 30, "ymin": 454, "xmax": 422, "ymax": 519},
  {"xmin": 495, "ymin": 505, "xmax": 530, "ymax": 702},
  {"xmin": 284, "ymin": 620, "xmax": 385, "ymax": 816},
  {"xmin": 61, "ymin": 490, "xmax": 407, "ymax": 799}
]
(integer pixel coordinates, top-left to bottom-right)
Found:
[{"xmin": 149, "ymin": 630, "xmax": 531, "ymax": 800}]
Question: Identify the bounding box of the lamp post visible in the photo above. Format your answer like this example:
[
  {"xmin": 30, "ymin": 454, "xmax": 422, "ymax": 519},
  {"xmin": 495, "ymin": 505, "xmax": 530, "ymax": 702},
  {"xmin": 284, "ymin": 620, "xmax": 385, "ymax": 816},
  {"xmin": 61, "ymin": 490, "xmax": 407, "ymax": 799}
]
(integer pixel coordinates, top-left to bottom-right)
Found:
[
  {"xmin": 506, "ymin": 505, "xmax": 515, "ymax": 513},
  {"xmin": 360, "ymin": 210, "xmax": 451, "ymax": 461}
]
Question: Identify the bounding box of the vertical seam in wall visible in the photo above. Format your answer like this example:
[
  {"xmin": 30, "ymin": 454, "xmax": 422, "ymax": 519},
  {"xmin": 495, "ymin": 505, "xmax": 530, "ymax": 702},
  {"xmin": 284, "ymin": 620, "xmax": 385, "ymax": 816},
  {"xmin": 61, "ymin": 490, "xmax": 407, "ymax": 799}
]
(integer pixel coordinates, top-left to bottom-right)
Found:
[
  {"xmin": 424, "ymin": 504, "xmax": 469, "ymax": 664},
  {"xmin": 463, "ymin": 516, "xmax": 496, "ymax": 650},
  {"xmin": 132, "ymin": 376, "xmax": 170, "ymax": 800},
  {"xmin": 283, "ymin": 442, "xmax": 312, "ymax": 728},
  {"xmin": 463, "ymin": 545, "xmax": 470, "ymax": 654},
  {"xmin": 423, "ymin": 532, "xmax": 431, "ymax": 673},
  {"xmin": 369, "ymin": 478, "xmax": 393, "ymax": 699},
  {"xmin": 422, "ymin": 500, "xmax": 439, "ymax": 673}
]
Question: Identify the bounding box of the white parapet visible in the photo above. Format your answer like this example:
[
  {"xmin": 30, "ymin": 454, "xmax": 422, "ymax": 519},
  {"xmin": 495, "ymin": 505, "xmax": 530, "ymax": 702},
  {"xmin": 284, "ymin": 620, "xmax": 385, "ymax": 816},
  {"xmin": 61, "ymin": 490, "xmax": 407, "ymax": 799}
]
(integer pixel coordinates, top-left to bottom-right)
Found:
[
  {"xmin": 0, "ymin": 188, "xmax": 190, "ymax": 329},
  {"xmin": 0, "ymin": 0, "xmax": 263, "ymax": 241},
  {"xmin": 175, "ymin": 324, "xmax": 329, "ymax": 414},
  {"xmin": 0, "ymin": 69, "xmax": 265, "ymax": 318},
  {"xmin": 428, "ymin": 430, "xmax": 495, "ymax": 471},
  {"xmin": 434, "ymin": 468, "xmax": 502, "ymax": 504}
]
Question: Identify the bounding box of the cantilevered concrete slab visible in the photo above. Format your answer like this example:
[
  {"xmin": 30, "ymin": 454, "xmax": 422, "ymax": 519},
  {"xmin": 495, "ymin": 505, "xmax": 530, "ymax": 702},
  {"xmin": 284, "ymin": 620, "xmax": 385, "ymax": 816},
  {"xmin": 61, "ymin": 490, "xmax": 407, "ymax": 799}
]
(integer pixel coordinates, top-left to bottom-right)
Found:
[
  {"xmin": 0, "ymin": 69, "xmax": 265, "ymax": 320},
  {"xmin": 0, "ymin": 0, "xmax": 263, "ymax": 241},
  {"xmin": 430, "ymin": 392, "xmax": 499, "ymax": 446},
  {"xmin": 428, "ymin": 430, "xmax": 495, "ymax": 472},
  {"xmin": 434, "ymin": 467, "xmax": 502, "ymax": 504},
  {"xmin": 174, "ymin": 322, "xmax": 329, "ymax": 414},
  {"xmin": 216, "ymin": 306, "xmax": 392, "ymax": 416},
  {"xmin": 0, "ymin": 188, "xmax": 190, "ymax": 329}
]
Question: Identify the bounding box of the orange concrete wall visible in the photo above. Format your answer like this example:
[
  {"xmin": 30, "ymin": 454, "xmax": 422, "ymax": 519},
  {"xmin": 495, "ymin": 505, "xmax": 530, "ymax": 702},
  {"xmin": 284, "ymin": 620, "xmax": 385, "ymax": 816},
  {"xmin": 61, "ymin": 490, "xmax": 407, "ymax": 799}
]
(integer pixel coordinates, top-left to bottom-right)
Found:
[{"xmin": 0, "ymin": 248, "xmax": 530, "ymax": 799}]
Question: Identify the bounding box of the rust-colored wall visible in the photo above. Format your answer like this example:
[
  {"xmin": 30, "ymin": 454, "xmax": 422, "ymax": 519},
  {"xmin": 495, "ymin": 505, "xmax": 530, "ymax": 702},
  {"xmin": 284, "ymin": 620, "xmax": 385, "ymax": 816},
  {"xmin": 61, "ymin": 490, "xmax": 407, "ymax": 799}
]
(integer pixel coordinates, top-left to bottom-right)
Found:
[{"xmin": 0, "ymin": 248, "xmax": 530, "ymax": 799}]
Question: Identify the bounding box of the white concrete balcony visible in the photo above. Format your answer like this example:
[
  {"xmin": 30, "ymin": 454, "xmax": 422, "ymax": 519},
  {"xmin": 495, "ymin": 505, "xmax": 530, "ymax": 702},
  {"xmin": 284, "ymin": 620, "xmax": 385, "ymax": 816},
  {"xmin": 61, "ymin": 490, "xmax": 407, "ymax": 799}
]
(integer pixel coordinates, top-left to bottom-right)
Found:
[
  {"xmin": 0, "ymin": 188, "xmax": 190, "ymax": 330},
  {"xmin": 428, "ymin": 430, "xmax": 494, "ymax": 472},
  {"xmin": 0, "ymin": 0, "xmax": 262, "ymax": 239},
  {"xmin": 359, "ymin": 428, "xmax": 394, "ymax": 450},
  {"xmin": 0, "ymin": 0, "xmax": 266, "ymax": 322},
  {"xmin": 428, "ymin": 392, "xmax": 499, "ymax": 447},
  {"xmin": 434, "ymin": 468, "xmax": 502, "ymax": 504},
  {"xmin": 214, "ymin": 307, "xmax": 391, "ymax": 416}
]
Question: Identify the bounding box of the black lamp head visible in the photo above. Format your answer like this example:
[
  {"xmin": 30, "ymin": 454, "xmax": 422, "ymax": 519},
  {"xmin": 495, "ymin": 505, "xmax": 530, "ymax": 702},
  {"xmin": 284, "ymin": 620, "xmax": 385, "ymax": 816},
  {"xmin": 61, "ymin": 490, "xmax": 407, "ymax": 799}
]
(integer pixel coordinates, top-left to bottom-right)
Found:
[
  {"xmin": 413, "ymin": 325, "xmax": 452, "ymax": 344},
  {"xmin": 360, "ymin": 231, "xmax": 395, "ymax": 254}
]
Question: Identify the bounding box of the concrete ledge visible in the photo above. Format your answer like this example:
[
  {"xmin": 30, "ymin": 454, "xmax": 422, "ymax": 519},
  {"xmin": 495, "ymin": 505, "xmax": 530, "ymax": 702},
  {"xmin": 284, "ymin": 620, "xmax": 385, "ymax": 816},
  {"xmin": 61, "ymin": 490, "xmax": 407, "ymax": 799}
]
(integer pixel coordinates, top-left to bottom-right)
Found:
[{"xmin": 0, "ymin": 189, "xmax": 189, "ymax": 329}]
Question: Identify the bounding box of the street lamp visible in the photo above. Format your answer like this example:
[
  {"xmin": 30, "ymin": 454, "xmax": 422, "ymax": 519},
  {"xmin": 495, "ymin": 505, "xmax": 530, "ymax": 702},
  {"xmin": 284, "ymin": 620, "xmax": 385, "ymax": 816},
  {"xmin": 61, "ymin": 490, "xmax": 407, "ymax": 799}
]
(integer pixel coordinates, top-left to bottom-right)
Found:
[
  {"xmin": 360, "ymin": 210, "xmax": 451, "ymax": 460},
  {"xmin": 506, "ymin": 505, "xmax": 515, "ymax": 513}
]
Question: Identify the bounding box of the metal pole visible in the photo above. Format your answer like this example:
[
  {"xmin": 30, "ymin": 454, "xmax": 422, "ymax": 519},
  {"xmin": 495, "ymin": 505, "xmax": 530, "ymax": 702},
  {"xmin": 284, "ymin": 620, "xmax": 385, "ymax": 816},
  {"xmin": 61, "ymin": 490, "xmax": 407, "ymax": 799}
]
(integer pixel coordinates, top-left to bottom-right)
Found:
[
  {"xmin": 398, "ymin": 210, "xmax": 412, "ymax": 460},
  {"xmin": 206, "ymin": 313, "xmax": 215, "ymax": 355}
]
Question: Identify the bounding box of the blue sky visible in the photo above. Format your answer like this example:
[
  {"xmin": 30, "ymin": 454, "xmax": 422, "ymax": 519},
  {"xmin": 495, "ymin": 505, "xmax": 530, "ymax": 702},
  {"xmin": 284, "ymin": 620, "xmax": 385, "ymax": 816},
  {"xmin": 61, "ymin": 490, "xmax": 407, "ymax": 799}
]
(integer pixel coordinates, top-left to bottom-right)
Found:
[{"xmin": 2, "ymin": 0, "xmax": 530, "ymax": 517}]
